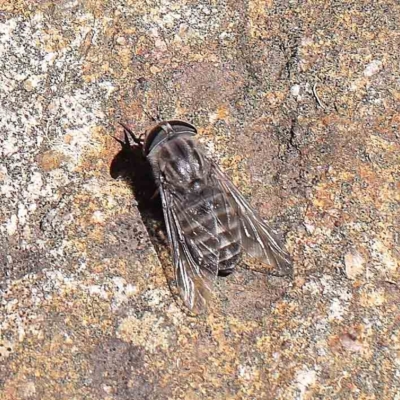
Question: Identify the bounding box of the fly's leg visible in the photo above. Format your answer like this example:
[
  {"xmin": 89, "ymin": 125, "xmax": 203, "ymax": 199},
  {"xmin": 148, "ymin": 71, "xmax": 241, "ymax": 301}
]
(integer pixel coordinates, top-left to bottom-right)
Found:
[
  {"xmin": 118, "ymin": 122, "xmax": 144, "ymax": 146},
  {"xmin": 150, "ymin": 187, "xmax": 160, "ymax": 200},
  {"xmin": 111, "ymin": 128, "xmax": 131, "ymax": 150},
  {"xmin": 143, "ymin": 108, "xmax": 162, "ymax": 123}
]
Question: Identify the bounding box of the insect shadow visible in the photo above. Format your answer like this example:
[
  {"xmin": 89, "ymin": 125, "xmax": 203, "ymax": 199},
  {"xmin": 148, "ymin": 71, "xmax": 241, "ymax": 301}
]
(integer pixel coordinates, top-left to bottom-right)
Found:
[
  {"xmin": 109, "ymin": 124, "xmax": 180, "ymax": 304},
  {"xmin": 109, "ymin": 125, "xmax": 165, "ymax": 239}
]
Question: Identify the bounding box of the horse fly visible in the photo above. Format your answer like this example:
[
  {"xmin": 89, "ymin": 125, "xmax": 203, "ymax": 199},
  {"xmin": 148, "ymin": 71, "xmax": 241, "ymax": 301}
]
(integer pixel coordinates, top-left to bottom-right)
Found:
[{"xmin": 115, "ymin": 120, "xmax": 292, "ymax": 314}]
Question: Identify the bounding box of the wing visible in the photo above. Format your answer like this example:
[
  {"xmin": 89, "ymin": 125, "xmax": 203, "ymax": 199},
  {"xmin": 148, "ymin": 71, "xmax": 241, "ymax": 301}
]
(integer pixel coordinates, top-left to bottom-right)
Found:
[
  {"xmin": 159, "ymin": 180, "xmax": 220, "ymax": 314},
  {"xmin": 211, "ymin": 163, "xmax": 293, "ymax": 277}
]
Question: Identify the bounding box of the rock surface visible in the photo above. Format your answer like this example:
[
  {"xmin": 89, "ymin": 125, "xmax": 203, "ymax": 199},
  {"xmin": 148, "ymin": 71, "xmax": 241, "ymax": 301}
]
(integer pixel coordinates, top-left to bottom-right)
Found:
[{"xmin": 1, "ymin": 1, "xmax": 399, "ymax": 399}]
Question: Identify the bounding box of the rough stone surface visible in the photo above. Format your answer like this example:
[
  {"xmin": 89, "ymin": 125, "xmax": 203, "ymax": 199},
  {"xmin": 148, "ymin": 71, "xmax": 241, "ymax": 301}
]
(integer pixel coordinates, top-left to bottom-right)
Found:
[{"xmin": 1, "ymin": 1, "xmax": 399, "ymax": 399}]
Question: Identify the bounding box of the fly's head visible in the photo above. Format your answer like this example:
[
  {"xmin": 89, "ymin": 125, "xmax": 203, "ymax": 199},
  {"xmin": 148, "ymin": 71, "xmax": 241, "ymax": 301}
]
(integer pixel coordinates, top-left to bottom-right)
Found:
[{"xmin": 144, "ymin": 120, "xmax": 197, "ymax": 156}]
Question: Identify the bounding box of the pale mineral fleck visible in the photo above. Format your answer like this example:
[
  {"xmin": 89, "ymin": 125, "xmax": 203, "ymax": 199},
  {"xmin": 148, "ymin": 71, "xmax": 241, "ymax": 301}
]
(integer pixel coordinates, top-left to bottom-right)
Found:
[{"xmin": 364, "ymin": 60, "xmax": 383, "ymax": 77}]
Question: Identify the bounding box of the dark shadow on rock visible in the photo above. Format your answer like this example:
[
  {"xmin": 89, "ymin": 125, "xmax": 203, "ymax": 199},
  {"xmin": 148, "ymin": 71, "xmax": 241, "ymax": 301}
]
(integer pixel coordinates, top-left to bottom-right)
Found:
[
  {"xmin": 109, "ymin": 124, "xmax": 188, "ymax": 313},
  {"xmin": 109, "ymin": 125, "xmax": 165, "ymax": 242},
  {"xmin": 90, "ymin": 338, "xmax": 162, "ymax": 399}
]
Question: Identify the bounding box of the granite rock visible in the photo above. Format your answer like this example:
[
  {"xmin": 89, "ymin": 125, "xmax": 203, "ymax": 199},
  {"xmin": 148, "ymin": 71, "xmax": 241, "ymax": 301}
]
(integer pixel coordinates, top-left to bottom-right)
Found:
[{"xmin": 1, "ymin": 1, "xmax": 399, "ymax": 399}]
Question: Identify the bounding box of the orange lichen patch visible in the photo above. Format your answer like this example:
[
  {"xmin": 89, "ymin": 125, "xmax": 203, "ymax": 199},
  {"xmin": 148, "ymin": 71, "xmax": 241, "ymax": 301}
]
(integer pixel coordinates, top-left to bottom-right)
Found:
[
  {"xmin": 67, "ymin": 188, "xmax": 127, "ymax": 232},
  {"xmin": 1, "ymin": 290, "xmax": 112, "ymax": 397},
  {"xmin": 81, "ymin": 62, "xmax": 95, "ymax": 82},
  {"xmin": 40, "ymin": 27, "xmax": 71, "ymax": 53},
  {"xmin": 55, "ymin": 187, "xmax": 132, "ymax": 272},
  {"xmin": 134, "ymin": 35, "xmax": 154, "ymax": 57},
  {"xmin": 212, "ymin": 104, "xmax": 230, "ymax": 122},
  {"xmin": 0, "ymin": 170, "xmax": 6, "ymax": 182},
  {"xmin": 64, "ymin": 134, "xmax": 73, "ymax": 144},
  {"xmin": 217, "ymin": 104, "xmax": 230, "ymax": 119},
  {"xmin": 79, "ymin": 29, "xmax": 94, "ymax": 58},
  {"xmin": 36, "ymin": 150, "xmax": 66, "ymax": 171},
  {"xmin": 0, "ymin": 0, "xmax": 27, "ymax": 13},
  {"xmin": 89, "ymin": 262, "xmax": 109, "ymax": 274},
  {"xmin": 133, "ymin": 252, "xmax": 166, "ymax": 287},
  {"xmin": 220, "ymin": 155, "xmax": 249, "ymax": 186},
  {"xmin": 348, "ymin": 169, "xmax": 398, "ymax": 222},
  {"xmin": 2, "ymin": 376, "xmax": 35, "ymax": 400},
  {"xmin": 357, "ymin": 164, "xmax": 381, "ymax": 185},
  {"xmin": 87, "ymin": 225, "xmax": 105, "ymax": 242},
  {"xmin": 196, "ymin": 124, "xmax": 215, "ymax": 140},
  {"xmin": 272, "ymin": 300, "xmax": 298, "ymax": 317},
  {"xmin": 247, "ymin": 0, "xmax": 272, "ymax": 38},
  {"xmin": 263, "ymin": 91, "xmax": 286, "ymax": 109},
  {"xmin": 255, "ymin": 334, "xmax": 272, "ymax": 353},
  {"xmin": 227, "ymin": 316, "xmax": 259, "ymax": 337},
  {"xmin": 319, "ymin": 114, "xmax": 353, "ymax": 129},
  {"xmin": 62, "ymin": 238, "xmax": 86, "ymax": 260},
  {"xmin": 117, "ymin": 99, "xmax": 149, "ymax": 128},
  {"xmin": 359, "ymin": 287, "xmax": 386, "ymax": 308},
  {"xmin": 117, "ymin": 47, "xmax": 133, "ymax": 69},
  {"xmin": 366, "ymin": 134, "xmax": 398, "ymax": 155},
  {"xmin": 312, "ymin": 182, "xmax": 336, "ymax": 210},
  {"xmin": 243, "ymin": 256, "xmax": 277, "ymax": 274},
  {"xmin": 81, "ymin": 61, "xmax": 115, "ymax": 83},
  {"xmin": 76, "ymin": 126, "xmax": 115, "ymax": 174}
]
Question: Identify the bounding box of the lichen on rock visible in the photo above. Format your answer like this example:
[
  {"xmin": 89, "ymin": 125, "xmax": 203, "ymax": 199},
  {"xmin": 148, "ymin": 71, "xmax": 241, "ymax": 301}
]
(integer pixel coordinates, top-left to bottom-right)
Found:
[{"xmin": 1, "ymin": 1, "xmax": 399, "ymax": 399}]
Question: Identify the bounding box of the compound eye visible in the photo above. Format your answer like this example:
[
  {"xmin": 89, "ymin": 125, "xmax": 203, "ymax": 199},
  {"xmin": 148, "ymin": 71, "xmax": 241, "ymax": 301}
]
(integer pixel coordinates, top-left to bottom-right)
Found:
[
  {"xmin": 145, "ymin": 120, "xmax": 197, "ymax": 155},
  {"xmin": 144, "ymin": 126, "xmax": 166, "ymax": 155}
]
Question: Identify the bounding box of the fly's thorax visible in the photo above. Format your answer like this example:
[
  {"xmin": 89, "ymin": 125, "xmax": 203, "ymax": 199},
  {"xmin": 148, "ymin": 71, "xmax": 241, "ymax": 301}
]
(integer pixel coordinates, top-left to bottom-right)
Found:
[{"xmin": 147, "ymin": 131, "xmax": 211, "ymax": 193}]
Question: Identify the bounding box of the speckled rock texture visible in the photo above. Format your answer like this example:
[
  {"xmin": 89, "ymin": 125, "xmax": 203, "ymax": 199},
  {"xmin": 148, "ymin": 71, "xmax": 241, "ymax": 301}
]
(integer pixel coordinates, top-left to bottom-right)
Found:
[{"xmin": 1, "ymin": 1, "xmax": 399, "ymax": 399}]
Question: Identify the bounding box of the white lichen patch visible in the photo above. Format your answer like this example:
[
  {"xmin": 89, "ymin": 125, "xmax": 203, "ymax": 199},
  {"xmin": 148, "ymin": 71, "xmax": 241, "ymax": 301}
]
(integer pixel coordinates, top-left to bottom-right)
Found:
[
  {"xmin": 0, "ymin": 338, "xmax": 15, "ymax": 359},
  {"xmin": 141, "ymin": 288, "xmax": 170, "ymax": 307},
  {"xmin": 92, "ymin": 210, "xmax": 106, "ymax": 224},
  {"xmin": 49, "ymin": 90, "xmax": 105, "ymax": 167},
  {"xmin": 238, "ymin": 364, "xmax": 258, "ymax": 381},
  {"xmin": 118, "ymin": 0, "xmax": 231, "ymax": 43},
  {"xmin": 0, "ymin": 13, "xmax": 108, "ymax": 236},
  {"xmin": 111, "ymin": 277, "xmax": 137, "ymax": 310},
  {"xmin": 20, "ymin": 381, "xmax": 37, "ymax": 398},
  {"xmin": 6, "ymin": 214, "xmax": 18, "ymax": 236},
  {"xmin": 291, "ymin": 84, "xmax": 301, "ymax": 98},
  {"xmin": 17, "ymin": 203, "xmax": 27, "ymax": 221},
  {"xmin": 328, "ymin": 298, "xmax": 347, "ymax": 321},
  {"xmin": 344, "ymin": 249, "xmax": 366, "ymax": 280},
  {"xmin": 295, "ymin": 367, "xmax": 317, "ymax": 400},
  {"xmin": 88, "ymin": 284, "xmax": 110, "ymax": 300},
  {"xmin": 363, "ymin": 60, "xmax": 383, "ymax": 77},
  {"xmin": 41, "ymin": 270, "xmax": 138, "ymax": 308},
  {"xmin": 0, "ymin": 18, "xmax": 17, "ymax": 56},
  {"xmin": 0, "ymin": 268, "xmax": 143, "ymax": 350},
  {"xmin": 371, "ymin": 239, "xmax": 398, "ymax": 276},
  {"xmin": 1, "ymin": 135, "xmax": 19, "ymax": 157},
  {"xmin": 27, "ymin": 172, "xmax": 44, "ymax": 197}
]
